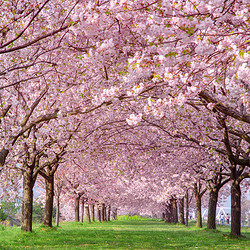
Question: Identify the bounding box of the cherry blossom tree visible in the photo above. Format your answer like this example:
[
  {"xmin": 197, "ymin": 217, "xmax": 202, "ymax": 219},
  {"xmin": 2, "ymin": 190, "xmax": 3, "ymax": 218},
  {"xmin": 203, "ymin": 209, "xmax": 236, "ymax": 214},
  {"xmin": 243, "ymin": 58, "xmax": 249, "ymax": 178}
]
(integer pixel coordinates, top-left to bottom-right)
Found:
[{"xmin": 0, "ymin": 0, "xmax": 248, "ymax": 237}]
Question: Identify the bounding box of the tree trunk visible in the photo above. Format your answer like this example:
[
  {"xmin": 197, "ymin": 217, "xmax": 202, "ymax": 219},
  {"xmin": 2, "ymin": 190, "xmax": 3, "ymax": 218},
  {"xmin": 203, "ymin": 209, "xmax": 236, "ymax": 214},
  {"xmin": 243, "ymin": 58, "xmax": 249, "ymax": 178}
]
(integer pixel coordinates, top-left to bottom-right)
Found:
[
  {"xmin": 80, "ymin": 199, "xmax": 85, "ymax": 223},
  {"xmin": 85, "ymin": 205, "xmax": 91, "ymax": 223},
  {"xmin": 102, "ymin": 204, "xmax": 106, "ymax": 221},
  {"xmin": 90, "ymin": 204, "xmax": 95, "ymax": 222},
  {"xmin": 107, "ymin": 205, "xmax": 111, "ymax": 221},
  {"xmin": 104, "ymin": 205, "xmax": 107, "ymax": 221},
  {"xmin": 55, "ymin": 195, "xmax": 60, "ymax": 227},
  {"xmin": 55, "ymin": 183, "xmax": 62, "ymax": 227},
  {"xmin": 231, "ymin": 180, "xmax": 241, "ymax": 236},
  {"xmin": 21, "ymin": 169, "xmax": 35, "ymax": 232},
  {"xmin": 169, "ymin": 200, "xmax": 173, "ymax": 223},
  {"xmin": 112, "ymin": 208, "xmax": 117, "ymax": 220},
  {"xmin": 179, "ymin": 198, "xmax": 185, "ymax": 225},
  {"xmin": 75, "ymin": 196, "xmax": 80, "ymax": 222},
  {"xmin": 185, "ymin": 191, "xmax": 189, "ymax": 227},
  {"xmin": 207, "ymin": 188, "xmax": 218, "ymax": 229},
  {"xmin": 194, "ymin": 183, "xmax": 202, "ymax": 228},
  {"xmin": 162, "ymin": 212, "xmax": 166, "ymax": 221},
  {"xmin": 0, "ymin": 148, "xmax": 9, "ymax": 167},
  {"xmin": 165, "ymin": 206, "xmax": 170, "ymax": 223},
  {"xmin": 196, "ymin": 194, "xmax": 202, "ymax": 228},
  {"xmin": 173, "ymin": 198, "xmax": 178, "ymax": 223},
  {"xmin": 97, "ymin": 204, "xmax": 102, "ymax": 222},
  {"xmin": 164, "ymin": 200, "xmax": 174, "ymax": 223},
  {"xmin": 43, "ymin": 175, "xmax": 54, "ymax": 227}
]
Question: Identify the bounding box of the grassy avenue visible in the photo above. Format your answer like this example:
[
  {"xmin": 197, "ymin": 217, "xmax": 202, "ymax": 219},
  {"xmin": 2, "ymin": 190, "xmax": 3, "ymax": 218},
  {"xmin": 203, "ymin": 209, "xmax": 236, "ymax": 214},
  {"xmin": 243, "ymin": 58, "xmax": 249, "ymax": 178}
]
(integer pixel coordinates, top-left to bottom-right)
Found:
[{"xmin": 0, "ymin": 217, "xmax": 249, "ymax": 249}]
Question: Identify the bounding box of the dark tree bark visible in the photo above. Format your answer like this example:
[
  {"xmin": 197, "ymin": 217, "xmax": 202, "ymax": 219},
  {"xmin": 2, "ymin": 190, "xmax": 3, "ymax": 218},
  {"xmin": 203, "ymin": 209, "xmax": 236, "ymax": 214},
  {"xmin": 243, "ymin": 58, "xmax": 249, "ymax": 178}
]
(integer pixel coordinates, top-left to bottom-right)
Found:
[
  {"xmin": 185, "ymin": 191, "xmax": 189, "ymax": 227},
  {"xmin": 73, "ymin": 192, "xmax": 85, "ymax": 222},
  {"xmin": 55, "ymin": 180, "xmax": 63, "ymax": 227},
  {"xmin": 80, "ymin": 199, "xmax": 85, "ymax": 223},
  {"xmin": 164, "ymin": 197, "xmax": 178, "ymax": 223},
  {"xmin": 162, "ymin": 212, "xmax": 166, "ymax": 221},
  {"xmin": 75, "ymin": 196, "xmax": 80, "ymax": 222},
  {"xmin": 179, "ymin": 198, "xmax": 185, "ymax": 225},
  {"xmin": 195, "ymin": 193, "xmax": 202, "ymax": 228},
  {"xmin": 207, "ymin": 188, "xmax": 219, "ymax": 229},
  {"xmin": 0, "ymin": 148, "xmax": 9, "ymax": 167},
  {"xmin": 90, "ymin": 204, "xmax": 95, "ymax": 222},
  {"xmin": 39, "ymin": 164, "xmax": 61, "ymax": 227},
  {"xmin": 165, "ymin": 202, "xmax": 171, "ymax": 223},
  {"xmin": 43, "ymin": 174, "xmax": 54, "ymax": 227},
  {"xmin": 85, "ymin": 205, "xmax": 91, "ymax": 223},
  {"xmin": 164, "ymin": 204, "xmax": 170, "ymax": 223},
  {"xmin": 55, "ymin": 195, "xmax": 60, "ymax": 227},
  {"xmin": 194, "ymin": 181, "xmax": 207, "ymax": 228},
  {"xmin": 107, "ymin": 205, "xmax": 111, "ymax": 221},
  {"xmin": 173, "ymin": 198, "xmax": 178, "ymax": 223},
  {"xmin": 230, "ymin": 164, "xmax": 242, "ymax": 236},
  {"xmin": 21, "ymin": 168, "xmax": 35, "ymax": 232},
  {"xmin": 206, "ymin": 171, "xmax": 230, "ymax": 230},
  {"xmin": 102, "ymin": 204, "xmax": 107, "ymax": 221},
  {"xmin": 231, "ymin": 182, "xmax": 241, "ymax": 236},
  {"xmin": 97, "ymin": 204, "xmax": 102, "ymax": 222}
]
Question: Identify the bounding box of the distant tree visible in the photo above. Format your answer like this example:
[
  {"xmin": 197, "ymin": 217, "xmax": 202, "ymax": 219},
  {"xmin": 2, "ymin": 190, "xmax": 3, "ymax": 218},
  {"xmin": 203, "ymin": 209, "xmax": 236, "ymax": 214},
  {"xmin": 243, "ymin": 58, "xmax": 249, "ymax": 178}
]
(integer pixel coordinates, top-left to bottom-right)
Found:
[
  {"xmin": 32, "ymin": 202, "xmax": 44, "ymax": 223},
  {"xmin": 0, "ymin": 200, "xmax": 20, "ymax": 218}
]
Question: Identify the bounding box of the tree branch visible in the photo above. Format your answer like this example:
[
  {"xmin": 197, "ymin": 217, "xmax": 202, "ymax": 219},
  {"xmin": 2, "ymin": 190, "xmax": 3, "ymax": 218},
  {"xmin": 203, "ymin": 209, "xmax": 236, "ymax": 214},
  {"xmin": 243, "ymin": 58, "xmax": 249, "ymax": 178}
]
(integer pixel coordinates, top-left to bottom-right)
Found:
[{"xmin": 199, "ymin": 91, "xmax": 250, "ymax": 124}]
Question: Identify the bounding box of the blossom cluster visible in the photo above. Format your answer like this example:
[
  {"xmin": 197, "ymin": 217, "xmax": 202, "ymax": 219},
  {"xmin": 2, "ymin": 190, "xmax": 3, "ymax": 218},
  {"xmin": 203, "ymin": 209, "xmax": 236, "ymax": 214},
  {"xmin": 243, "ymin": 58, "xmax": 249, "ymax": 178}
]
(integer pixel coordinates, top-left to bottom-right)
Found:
[
  {"xmin": 127, "ymin": 83, "xmax": 144, "ymax": 97},
  {"xmin": 126, "ymin": 113, "xmax": 142, "ymax": 126},
  {"xmin": 92, "ymin": 87, "xmax": 119, "ymax": 105}
]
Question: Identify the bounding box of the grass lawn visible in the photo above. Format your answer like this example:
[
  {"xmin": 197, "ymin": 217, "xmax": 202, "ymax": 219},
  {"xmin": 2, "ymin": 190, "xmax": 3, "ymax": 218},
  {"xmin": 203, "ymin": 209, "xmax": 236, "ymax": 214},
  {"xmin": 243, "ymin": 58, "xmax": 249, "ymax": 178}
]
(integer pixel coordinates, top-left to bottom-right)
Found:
[{"xmin": 0, "ymin": 218, "xmax": 249, "ymax": 249}]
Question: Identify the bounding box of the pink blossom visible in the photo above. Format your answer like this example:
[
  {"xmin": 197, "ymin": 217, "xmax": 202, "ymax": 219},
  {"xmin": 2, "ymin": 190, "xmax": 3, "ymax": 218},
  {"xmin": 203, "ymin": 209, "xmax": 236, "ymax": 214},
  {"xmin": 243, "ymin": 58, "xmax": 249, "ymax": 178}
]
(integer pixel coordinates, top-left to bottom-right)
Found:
[
  {"xmin": 126, "ymin": 113, "xmax": 142, "ymax": 126},
  {"xmin": 207, "ymin": 103, "xmax": 215, "ymax": 111}
]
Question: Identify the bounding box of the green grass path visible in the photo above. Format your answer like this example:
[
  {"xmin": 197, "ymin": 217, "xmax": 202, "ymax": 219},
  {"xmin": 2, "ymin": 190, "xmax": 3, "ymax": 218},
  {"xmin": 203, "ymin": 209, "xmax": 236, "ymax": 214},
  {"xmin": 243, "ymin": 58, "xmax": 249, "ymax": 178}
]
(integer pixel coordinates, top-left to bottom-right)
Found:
[{"xmin": 0, "ymin": 218, "xmax": 249, "ymax": 249}]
